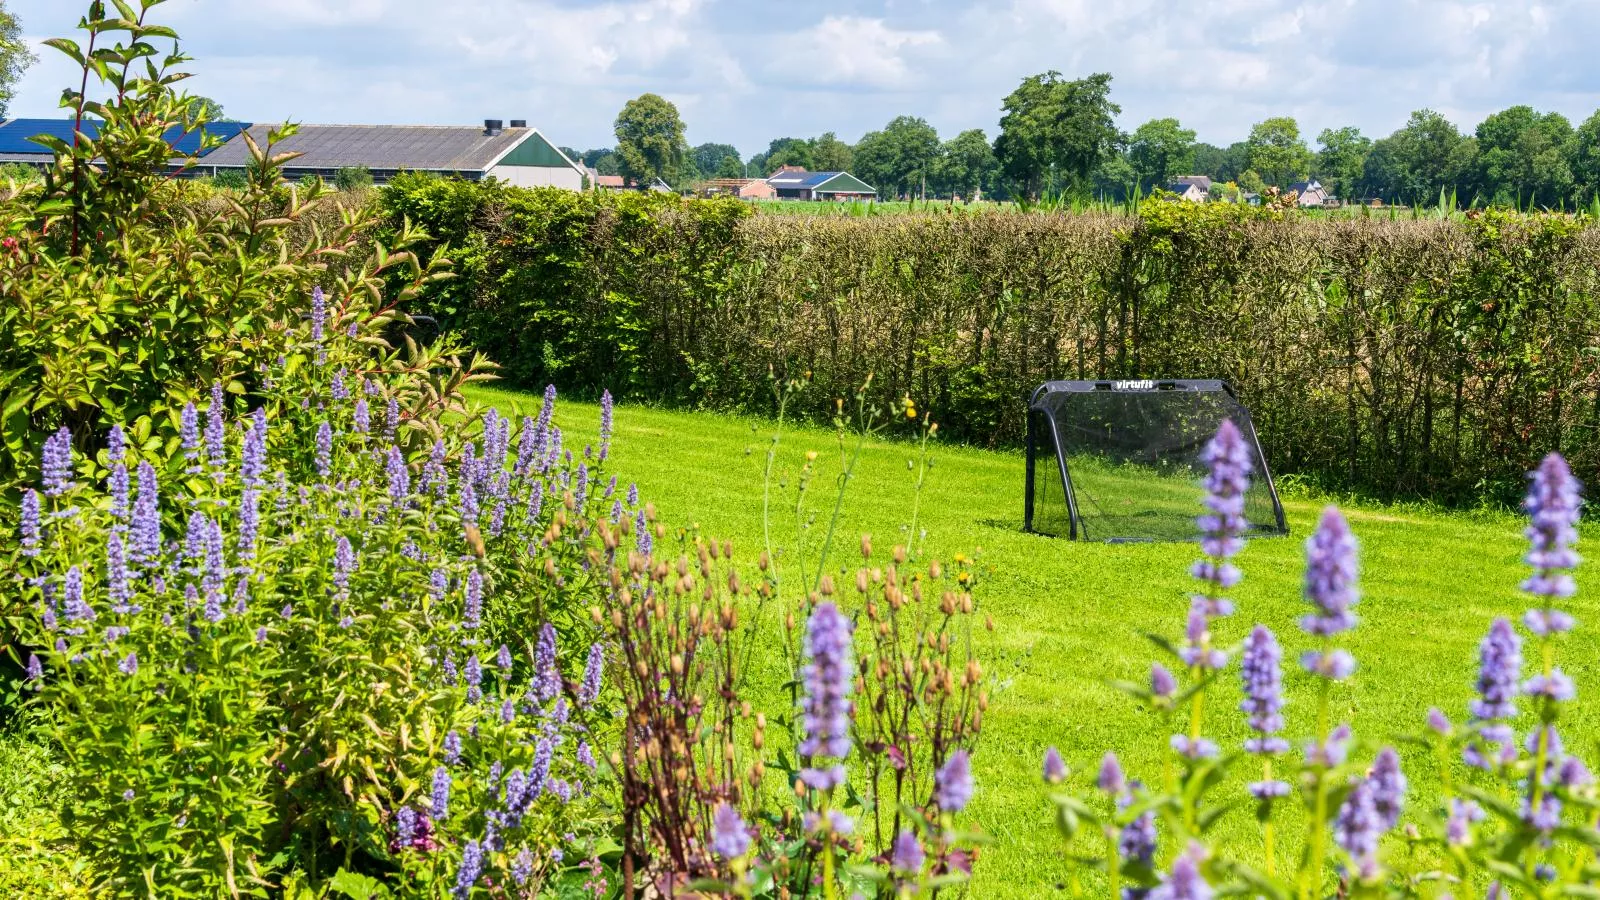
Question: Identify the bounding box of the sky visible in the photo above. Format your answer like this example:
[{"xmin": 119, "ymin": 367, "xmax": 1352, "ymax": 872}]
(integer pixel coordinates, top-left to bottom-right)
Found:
[{"xmin": 7, "ymin": 0, "xmax": 1599, "ymax": 158}]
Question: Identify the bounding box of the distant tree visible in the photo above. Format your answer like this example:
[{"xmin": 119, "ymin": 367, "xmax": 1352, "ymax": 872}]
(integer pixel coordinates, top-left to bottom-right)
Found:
[
  {"xmin": 1237, "ymin": 169, "xmax": 1266, "ymax": 196},
  {"xmin": 754, "ymin": 137, "xmax": 812, "ymax": 175},
  {"xmin": 560, "ymin": 146, "xmax": 583, "ymax": 162},
  {"xmin": 334, "ymin": 166, "xmax": 373, "ymax": 191},
  {"xmin": 1314, "ymin": 126, "xmax": 1371, "ymax": 201},
  {"xmin": 934, "ymin": 128, "xmax": 999, "ymax": 199},
  {"xmin": 995, "ymin": 71, "xmax": 1120, "ymax": 199},
  {"xmin": 1128, "ymin": 117, "xmax": 1197, "ymax": 191},
  {"xmin": 811, "ymin": 132, "xmax": 854, "ymax": 172},
  {"xmin": 715, "ymin": 154, "xmax": 745, "ymax": 179},
  {"xmin": 854, "ymin": 116, "xmax": 940, "ymax": 198},
  {"xmin": 594, "ymin": 152, "xmax": 621, "ymax": 176},
  {"xmin": 577, "ymin": 148, "xmax": 614, "ymax": 168},
  {"xmin": 1361, "ymin": 110, "xmax": 1475, "ymax": 204},
  {"xmin": 1091, "ymin": 152, "xmax": 1137, "ymax": 201},
  {"xmin": 691, "ymin": 142, "xmax": 740, "ymax": 178},
  {"xmin": 0, "ymin": 4, "xmax": 34, "ymax": 120},
  {"xmin": 1245, "ymin": 117, "xmax": 1311, "ymax": 186},
  {"xmin": 1570, "ymin": 110, "xmax": 1600, "ymax": 204},
  {"xmin": 614, "ymin": 93, "xmax": 687, "ymax": 185},
  {"xmin": 1192, "ymin": 141, "xmax": 1248, "ymax": 183},
  {"xmin": 1474, "ymin": 105, "xmax": 1574, "ymax": 207},
  {"xmin": 185, "ymin": 95, "xmax": 229, "ymax": 122}
]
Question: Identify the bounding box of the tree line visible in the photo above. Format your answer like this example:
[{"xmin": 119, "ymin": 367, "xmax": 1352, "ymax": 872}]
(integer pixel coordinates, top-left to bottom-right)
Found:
[{"xmin": 566, "ymin": 81, "xmax": 1600, "ymax": 207}]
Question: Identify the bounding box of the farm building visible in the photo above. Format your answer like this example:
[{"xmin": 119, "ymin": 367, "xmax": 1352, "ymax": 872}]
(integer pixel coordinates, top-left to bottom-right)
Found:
[
  {"xmin": 766, "ymin": 166, "xmax": 877, "ymax": 201},
  {"xmin": 1287, "ymin": 180, "xmax": 1335, "ymax": 207},
  {"xmin": 0, "ymin": 117, "xmax": 251, "ymax": 170},
  {"xmin": 595, "ymin": 174, "xmax": 672, "ymax": 193},
  {"xmin": 695, "ymin": 177, "xmax": 775, "ymax": 200},
  {"xmin": 198, "ymin": 120, "xmax": 588, "ymax": 188}
]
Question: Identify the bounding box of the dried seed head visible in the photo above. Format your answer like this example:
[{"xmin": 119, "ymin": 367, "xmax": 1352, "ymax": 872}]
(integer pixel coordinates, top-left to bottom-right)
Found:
[
  {"xmin": 819, "ymin": 575, "xmax": 835, "ymax": 596},
  {"xmin": 985, "ymin": 615, "xmax": 994, "ymax": 631},
  {"xmin": 856, "ymin": 570, "xmax": 870, "ymax": 593},
  {"xmin": 929, "ymin": 560, "xmax": 942, "ymax": 580},
  {"xmin": 893, "ymin": 545, "xmax": 907, "ymax": 564},
  {"xmin": 961, "ymin": 594, "xmax": 973, "ymax": 614},
  {"xmin": 860, "ymin": 534, "xmax": 873, "ymax": 559}
]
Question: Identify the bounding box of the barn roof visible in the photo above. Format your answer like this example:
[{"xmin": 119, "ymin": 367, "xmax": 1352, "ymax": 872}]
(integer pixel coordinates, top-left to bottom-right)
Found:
[
  {"xmin": 199, "ymin": 124, "xmax": 547, "ymax": 173},
  {"xmin": 0, "ymin": 117, "xmax": 252, "ymax": 157}
]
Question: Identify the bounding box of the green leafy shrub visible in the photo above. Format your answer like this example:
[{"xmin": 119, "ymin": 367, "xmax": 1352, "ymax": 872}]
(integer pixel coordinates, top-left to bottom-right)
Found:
[
  {"xmin": 0, "ymin": 1, "xmax": 447, "ymax": 495},
  {"xmin": 336, "ymin": 166, "xmax": 375, "ymax": 192}
]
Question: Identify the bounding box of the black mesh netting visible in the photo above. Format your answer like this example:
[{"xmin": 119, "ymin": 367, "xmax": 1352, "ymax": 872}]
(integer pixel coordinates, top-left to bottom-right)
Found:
[{"xmin": 1025, "ymin": 380, "xmax": 1287, "ymax": 542}]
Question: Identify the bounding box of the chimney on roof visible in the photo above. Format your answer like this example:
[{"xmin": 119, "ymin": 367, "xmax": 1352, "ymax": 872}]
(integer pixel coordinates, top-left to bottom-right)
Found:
[
  {"xmin": 509, "ymin": 119, "xmax": 527, "ymax": 128},
  {"xmin": 484, "ymin": 118, "xmax": 503, "ymax": 135}
]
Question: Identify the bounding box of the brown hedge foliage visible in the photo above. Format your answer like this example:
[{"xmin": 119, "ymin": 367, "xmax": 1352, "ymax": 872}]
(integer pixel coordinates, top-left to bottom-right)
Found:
[{"xmin": 387, "ymin": 183, "xmax": 1600, "ymax": 504}]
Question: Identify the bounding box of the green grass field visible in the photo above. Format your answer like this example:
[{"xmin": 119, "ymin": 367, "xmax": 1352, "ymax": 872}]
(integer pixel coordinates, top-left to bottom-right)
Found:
[{"xmin": 470, "ymin": 384, "xmax": 1599, "ymax": 898}]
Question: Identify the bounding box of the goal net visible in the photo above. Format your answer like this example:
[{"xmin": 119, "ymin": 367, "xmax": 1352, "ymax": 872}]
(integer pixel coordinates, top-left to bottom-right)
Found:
[{"xmin": 1025, "ymin": 379, "xmax": 1288, "ymax": 542}]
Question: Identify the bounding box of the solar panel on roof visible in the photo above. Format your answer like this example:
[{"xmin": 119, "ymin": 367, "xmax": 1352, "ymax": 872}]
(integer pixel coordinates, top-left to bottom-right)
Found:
[{"xmin": 0, "ymin": 117, "xmax": 251, "ymax": 157}]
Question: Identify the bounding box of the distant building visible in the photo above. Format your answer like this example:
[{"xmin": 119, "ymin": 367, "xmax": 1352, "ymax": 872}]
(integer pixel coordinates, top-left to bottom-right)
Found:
[
  {"xmin": 1164, "ymin": 180, "xmax": 1208, "ymax": 202},
  {"xmin": 1287, "ymin": 180, "xmax": 1335, "ymax": 207},
  {"xmin": 596, "ymin": 174, "xmax": 672, "ymax": 192},
  {"xmin": 695, "ymin": 177, "xmax": 776, "ymax": 200},
  {"xmin": 1170, "ymin": 175, "xmax": 1213, "ymax": 194},
  {"xmin": 0, "ymin": 117, "xmax": 251, "ymax": 170},
  {"xmin": 195, "ymin": 120, "xmax": 587, "ymax": 188},
  {"xmin": 765, "ymin": 167, "xmax": 877, "ymax": 201}
]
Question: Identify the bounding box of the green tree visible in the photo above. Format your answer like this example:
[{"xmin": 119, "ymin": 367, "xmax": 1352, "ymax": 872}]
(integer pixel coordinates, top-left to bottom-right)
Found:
[
  {"xmin": 186, "ymin": 95, "xmax": 229, "ymax": 122},
  {"xmin": 614, "ymin": 93, "xmax": 687, "ymax": 185},
  {"xmin": 1128, "ymin": 117, "xmax": 1196, "ymax": 190},
  {"xmin": 715, "ymin": 154, "xmax": 745, "ymax": 179},
  {"xmin": 1569, "ymin": 110, "xmax": 1600, "ymax": 204},
  {"xmin": 1245, "ymin": 117, "xmax": 1311, "ymax": 186},
  {"xmin": 0, "ymin": 2, "xmax": 34, "ymax": 119},
  {"xmin": 853, "ymin": 116, "xmax": 940, "ymax": 199},
  {"xmin": 594, "ymin": 152, "xmax": 620, "ymax": 176},
  {"xmin": 690, "ymin": 142, "xmax": 740, "ymax": 178},
  {"xmin": 1192, "ymin": 141, "xmax": 1248, "ymax": 183},
  {"xmin": 1091, "ymin": 152, "xmax": 1137, "ymax": 201},
  {"xmin": 754, "ymin": 137, "xmax": 812, "ymax": 175},
  {"xmin": 1474, "ymin": 105, "xmax": 1574, "ymax": 207},
  {"xmin": 1314, "ymin": 126, "xmax": 1370, "ymax": 201},
  {"xmin": 934, "ymin": 128, "xmax": 998, "ymax": 199},
  {"xmin": 812, "ymin": 132, "xmax": 854, "ymax": 172},
  {"xmin": 994, "ymin": 71, "xmax": 1120, "ymax": 198},
  {"xmin": 1360, "ymin": 110, "xmax": 1475, "ymax": 205},
  {"xmin": 1237, "ymin": 169, "xmax": 1266, "ymax": 196}
]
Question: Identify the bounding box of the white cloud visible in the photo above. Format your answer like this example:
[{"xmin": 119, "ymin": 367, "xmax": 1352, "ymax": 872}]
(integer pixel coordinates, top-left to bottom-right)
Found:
[{"xmin": 767, "ymin": 15, "xmax": 943, "ymax": 90}]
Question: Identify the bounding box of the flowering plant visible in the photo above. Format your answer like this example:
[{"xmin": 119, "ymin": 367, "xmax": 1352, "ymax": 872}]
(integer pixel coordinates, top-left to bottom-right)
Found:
[{"xmin": 1044, "ymin": 423, "xmax": 1600, "ymax": 899}]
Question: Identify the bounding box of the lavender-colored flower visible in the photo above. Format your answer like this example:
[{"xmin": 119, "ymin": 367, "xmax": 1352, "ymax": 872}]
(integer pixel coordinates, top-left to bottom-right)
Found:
[
  {"xmin": 310, "ymin": 286, "xmax": 327, "ymax": 341},
  {"xmin": 1524, "ymin": 608, "xmax": 1576, "ymax": 637},
  {"xmin": 118, "ymin": 651, "xmax": 138, "ymax": 676},
  {"xmin": 531, "ymin": 623, "xmax": 558, "ymax": 702},
  {"xmin": 1300, "ymin": 648, "xmax": 1356, "ymax": 681},
  {"xmin": 494, "ymin": 643, "xmax": 512, "ymax": 674},
  {"xmin": 130, "ymin": 462, "xmax": 160, "ymax": 568},
  {"xmin": 238, "ymin": 490, "xmax": 260, "ymax": 562},
  {"xmin": 180, "ymin": 402, "xmax": 201, "ymax": 470},
  {"xmin": 107, "ymin": 423, "xmax": 125, "ymax": 463},
  {"xmin": 1240, "ymin": 625, "xmax": 1286, "ymax": 752},
  {"xmin": 501, "ymin": 698, "xmax": 515, "ymax": 723},
  {"xmin": 63, "ymin": 566, "xmax": 92, "ymax": 622},
  {"xmin": 711, "ymin": 802, "xmax": 752, "ymax": 859},
  {"xmin": 1369, "ymin": 747, "xmax": 1405, "ymax": 830},
  {"xmin": 1096, "ymin": 752, "xmax": 1125, "ymax": 795},
  {"xmin": 315, "ymin": 421, "xmax": 333, "ymax": 479},
  {"xmin": 463, "ymin": 570, "xmax": 482, "ymax": 629},
  {"xmin": 1248, "ymin": 779, "xmax": 1292, "ymax": 799},
  {"xmin": 280, "ymin": 604, "xmax": 293, "ymax": 619},
  {"xmin": 1118, "ymin": 788, "xmax": 1158, "ymax": 866},
  {"xmin": 41, "ymin": 427, "xmax": 74, "ymax": 497},
  {"xmin": 108, "ymin": 460, "xmax": 130, "ymax": 527},
  {"xmin": 20, "ymin": 490, "xmax": 40, "ymax": 557},
  {"xmin": 598, "ymin": 390, "xmax": 614, "ymax": 462},
  {"xmin": 934, "ymin": 749, "xmax": 974, "ymax": 813},
  {"xmin": 456, "ymin": 471, "xmax": 479, "ymax": 526},
  {"xmin": 444, "ymin": 731, "xmax": 462, "ymax": 765},
  {"xmin": 241, "ymin": 408, "xmax": 267, "ymax": 488},
  {"xmin": 1149, "ymin": 845, "xmax": 1212, "ymax": 900},
  {"xmin": 1306, "ymin": 723, "xmax": 1353, "ymax": 768},
  {"xmin": 1169, "ymin": 735, "xmax": 1219, "ymax": 760},
  {"xmin": 890, "ymin": 829, "xmax": 924, "ymax": 876},
  {"xmin": 1522, "ymin": 453, "xmax": 1581, "ymax": 601},
  {"xmin": 204, "ymin": 386, "xmax": 227, "ymax": 478},
  {"xmin": 384, "ymin": 396, "xmax": 399, "ymax": 440},
  {"xmin": 635, "ymin": 508, "xmax": 652, "ymax": 557},
  {"xmin": 511, "ymin": 847, "xmax": 534, "ymax": 886},
  {"xmin": 431, "ymin": 766, "xmax": 451, "ymax": 820},
  {"xmin": 1425, "ymin": 708, "xmax": 1452, "ymax": 735},
  {"xmin": 574, "ymin": 462, "xmax": 590, "ymax": 509},
  {"xmin": 1043, "ymin": 746, "xmax": 1068, "ymax": 783},
  {"xmin": 353, "ymin": 399, "xmax": 370, "ymax": 434},
  {"xmin": 1178, "ymin": 604, "xmax": 1227, "ymax": 671},
  {"xmin": 1523, "ymin": 669, "xmax": 1576, "ymax": 702},
  {"xmin": 25, "ymin": 654, "xmax": 42, "ymax": 683},
  {"xmin": 453, "ymin": 839, "xmax": 482, "ymax": 900},
  {"xmin": 627, "ymin": 482, "xmax": 639, "ymax": 506},
  {"xmin": 799, "ymin": 602, "xmax": 854, "ymax": 787},
  {"xmin": 578, "ymin": 741, "xmax": 596, "ymax": 769},
  {"xmin": 1301, "ymin": 506, "xmax": 1359, "ymax": 636},
  {"xmin": 465, "ymin": 655, "xmax": 483, "ymax": 703},
  {"xmin": 1194, "ymin": 419, "xmax": 1251, "ymax": 576},
  {"xmin": 1556, "ymin": 754, "xmax": 1592, "ymax": 788},
  {"xmin": 1523, "ymin": 794, "xmax": 1561, "ymax": 833},
  {"xmin": 1151, "ymin": 662, "xmax": 1177, "ymax": 699},
  {"xmin": 202, "ymin": 515, "xmax": 226, "ymax": 596},
  {"xmin": 204, "ymin": 588, "xmax": 224, "ymax": 624},
  {"xmin": 332, "ymin": 537, "xmax": 355, "ymax": 596},
  {"xmin": 385, "ymin": 447, "xmax": 410, "ymax": 507},
  {"xmin": 1333, "ymin": 779, "xmax": 1382, "ymax": 877},
  {"xmin": 1446, "ymin": 798, "xmax": 1484, "ymax": 846},
  {"xmin": 106, "ymin": 533, "xmax": 132, "ymax": 613},
  {"xmin": 332, "ymin": 369, "xmax": 349, "ymax": 401},
  {"xmin": 1470, "ymin": 618, "xmax": 1523, "ymax": 721},
  {"xmin": 255, "ymin": 626, "xmax": 267, "ymax": 643},
  {"xmin": 395, "ymin": 806, "xmax": 418, "ymax": 846},
  {"xmin": 578, "ymin": 642, "xmax": 603, "ymax": 707}
]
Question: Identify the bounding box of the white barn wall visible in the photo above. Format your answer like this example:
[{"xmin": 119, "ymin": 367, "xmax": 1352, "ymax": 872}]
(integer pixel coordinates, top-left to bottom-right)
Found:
[{"xmin": 488, "ymin": 164, "xmax": 585, "ymax": 190}]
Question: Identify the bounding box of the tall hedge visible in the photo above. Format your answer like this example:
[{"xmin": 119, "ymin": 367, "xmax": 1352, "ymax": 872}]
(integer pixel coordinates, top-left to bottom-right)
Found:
[{"xmin": 381, "ymin": 179, "xmax": 1600, "ymax": 505}]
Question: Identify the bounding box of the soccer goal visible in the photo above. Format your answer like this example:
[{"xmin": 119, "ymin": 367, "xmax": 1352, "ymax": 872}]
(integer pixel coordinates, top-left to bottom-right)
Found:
[{"xmin": 1024, "ymin": 379, "xmax": 1288, "ymax": 542}]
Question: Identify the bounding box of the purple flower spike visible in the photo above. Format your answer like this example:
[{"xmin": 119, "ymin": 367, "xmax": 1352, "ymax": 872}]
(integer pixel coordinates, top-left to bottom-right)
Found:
[
  {"xmin": 353, "ymin": 399, "xmax": 370, "ymax": 434},
  {"xmin": 431, "ymin": 766, "xmax": 451, "ymax": 820},
  {"xmin": 578, "ymin": 642, "xmax": 604, "ymax": 708},
  {"xmin": 1151, "ymin": 844, "xmax": 1212, "ymax": 900},
  {"xmin": 711, "ymin": 802, "xmax": 752, "ymax": 859},
  {"xmin": 314, "ymin": 421, "xmax": 333, "ymax": 479},
  {"xmin": 1470, "ymin": 618, "xmax": 1523, "ymax": 722},
  {"xmin": 204, "ymin": 385, "xmax": 227, "ymax": 478},
  {"xmin": 19, "ymin": 490, "xmax": 40, "ymax": 557},
  {"xmin": 463, "ymin": 570, "xmax": 482, "ymax": 629},
  {"xmin": 1333, "ymin": 779, "xmax": 1382, "ymax": 879},
  {"xmin": 1369, "ymin": 747, "xmax": 1406, "ymax": 830},
  {"xmin": 25, "ymin": 654, "xmax": 42, "ymax": 683},
  {"xmin": 1523, "ymin": 669, "xmax": 1576, "ymax": 702},
  {"xmin": 934, "ymin": 749, "xmax": 974, "ymax": 813},
  {"xmin": 1151, "ymin": 663, "xmax": 1177, "ymax": 699},
  {"xmin": 118, "ymin": 651, "xmax": 138, "ymax": 676},
  {"xmin": 1197, "ymin": 419, "xmax": 1252, "ymax": 561},
  {"xmin": 41, "ymin": 427, "xmax": 74, "ymax": 497},
  {"xmin": 1425, "ymin": 708, "xmax": 1452, "ymax": 735},
  {"xmin": 1096, "ymin": 752, "xmax": 1125, "ymax": 795},
  {"xmin": 242, "ymin": 408, "xmax": 267, "ymax": 488},
  {"xmin": 532, "ymin": 623, "xmax": 558, "ymax": 702},
  {"xmin": 130, "ymin": 462, "xmax": 160, "ymax": 568},
  {"xmin": 1170, "ymin": 735, "xmax": 1219, "ymax": 761},
  {"xmin": 1522, "ymin": 453, "xmax": 1581, "ymax": 602},
  {"xmin": 63, "ymin": 566, "xmax": 92, "ymax": 622},
  {"xmin": 310, "ymin": 286, "xmax": 327, "ymax": 342},
  {"xmin": 385, "ymin": 447, "xmax": 410, "ymax": 507},
  {"xmin": 106, "ymin": 533, "xmax": 132, "ymax": 613},
  {"xmin": 384, "ymin": 397, "xmax": 399, "ymax": 440},
  {"xmin": 1240, "ymin": 625, "xmax": 1286, "ymax": 752},
  {"xmin": 1301, "ymin": 506, "xmax": 1359, "ymax": 637},
  {"xmin": 1300, "ymin": 648, "xmax": 1356, "ymax": 681},
  {"xmin": 798, "ymin": 602, "xmax": 854, "ymax": 788},
  {"xmin": 1042, "ymin": 747, "xmax": 1068, "ymax": 783},
  {"xmin": 891, "ymin": 829, "xmax": 925, "ymax": 877},
  {"xmin": 1446, "ymin": 798, "xmax": 1483, "ymax": 846},
  {"xmin": 108, "ymin": 459, "xmax": 129, "ymax": 527},
  {"xmin": 598, "ymin": 390, "xmax": 614, "ymax": 462},
  {"xmin": 180, "ymin": 403, "xmax": 201, "ymax": 470},
  {"xmin": 453, "ymin": 839, "xmax": 482, "ymax": 899}
]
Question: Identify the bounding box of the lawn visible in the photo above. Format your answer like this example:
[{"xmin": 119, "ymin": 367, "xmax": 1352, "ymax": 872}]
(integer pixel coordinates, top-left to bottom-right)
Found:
[{"xmin": 470, "ymin": 383, "xmax": 1599, "ymax": 898}]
